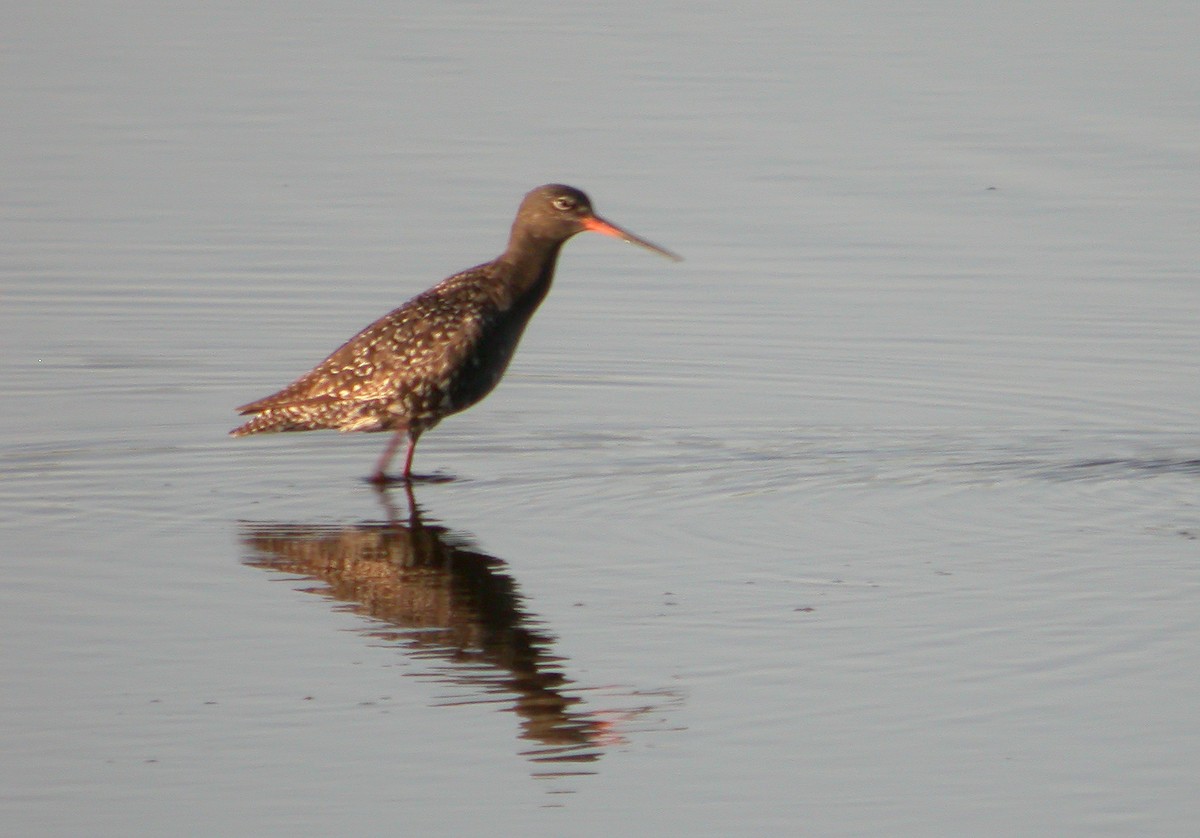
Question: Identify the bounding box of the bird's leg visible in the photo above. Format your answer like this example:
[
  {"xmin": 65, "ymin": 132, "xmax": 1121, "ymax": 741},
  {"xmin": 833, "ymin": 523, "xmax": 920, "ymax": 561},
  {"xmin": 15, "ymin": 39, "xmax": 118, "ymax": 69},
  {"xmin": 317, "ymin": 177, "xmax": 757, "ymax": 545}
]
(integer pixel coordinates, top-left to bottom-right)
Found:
[
  {"xmin": 370, "ymin": 428, "xmax": 411, "ymax": 485},
  {"xmin": 401, "ymin": 430, "xmax": 421, "ymax": 479}
]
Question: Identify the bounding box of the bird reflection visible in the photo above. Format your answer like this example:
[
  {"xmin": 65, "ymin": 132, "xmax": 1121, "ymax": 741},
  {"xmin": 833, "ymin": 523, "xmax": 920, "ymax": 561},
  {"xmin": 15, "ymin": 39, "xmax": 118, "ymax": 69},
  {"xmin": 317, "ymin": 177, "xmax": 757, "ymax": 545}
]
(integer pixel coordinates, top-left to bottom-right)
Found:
[{"xmin": 239, "ymin": 486, "xmax": 673, "ymax": 774}]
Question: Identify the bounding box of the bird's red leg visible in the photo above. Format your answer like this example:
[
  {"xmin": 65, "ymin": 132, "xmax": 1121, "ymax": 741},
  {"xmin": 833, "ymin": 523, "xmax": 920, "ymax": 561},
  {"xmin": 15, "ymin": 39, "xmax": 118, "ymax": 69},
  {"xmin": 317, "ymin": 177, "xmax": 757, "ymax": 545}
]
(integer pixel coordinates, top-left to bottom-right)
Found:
[
  {"xmin": 370, "ymin": 429, "xmax": 409, "ymax": 484},
  {"xmin": 401, "ymin": 430, "xmax": 421, "ymax": 479}
]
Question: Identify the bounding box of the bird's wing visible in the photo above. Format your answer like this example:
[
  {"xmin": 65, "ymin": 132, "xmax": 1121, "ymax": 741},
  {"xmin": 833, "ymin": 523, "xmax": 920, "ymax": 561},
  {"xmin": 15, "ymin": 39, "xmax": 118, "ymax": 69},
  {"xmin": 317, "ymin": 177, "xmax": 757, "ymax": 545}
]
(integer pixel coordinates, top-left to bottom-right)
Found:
[{"xmin": 236, "ymin": 272, "xmax": 496, "ymax": 415}]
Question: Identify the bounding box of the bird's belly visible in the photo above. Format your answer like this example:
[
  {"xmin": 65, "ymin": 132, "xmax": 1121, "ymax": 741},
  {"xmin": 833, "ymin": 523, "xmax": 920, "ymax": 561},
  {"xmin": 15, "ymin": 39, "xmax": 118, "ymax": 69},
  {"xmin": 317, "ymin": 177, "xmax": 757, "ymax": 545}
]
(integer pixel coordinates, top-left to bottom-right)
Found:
[
  {"xmin": 448, "ymin": 336, "xmax": 520, "ymax": 411},
  {"xmin": 447, "ymin": 305, "xmax": 545, "ymax": 412}
]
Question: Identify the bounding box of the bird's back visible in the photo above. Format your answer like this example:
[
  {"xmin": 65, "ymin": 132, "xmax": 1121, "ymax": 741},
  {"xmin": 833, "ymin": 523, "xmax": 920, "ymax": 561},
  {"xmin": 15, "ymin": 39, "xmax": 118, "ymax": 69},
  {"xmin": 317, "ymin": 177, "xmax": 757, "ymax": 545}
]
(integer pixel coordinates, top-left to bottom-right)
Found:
[{"xmin": 231, "ymin": 263, "xmax": 516, "ymax": 436}]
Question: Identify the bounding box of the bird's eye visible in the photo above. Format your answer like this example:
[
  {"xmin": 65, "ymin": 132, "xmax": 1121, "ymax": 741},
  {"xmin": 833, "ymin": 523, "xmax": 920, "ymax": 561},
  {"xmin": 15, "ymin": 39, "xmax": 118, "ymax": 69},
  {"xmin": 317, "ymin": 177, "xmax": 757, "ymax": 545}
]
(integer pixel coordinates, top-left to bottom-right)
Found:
[{"xmin": 552, "ymin": 196, "xmax": 575, "ymax": 212}]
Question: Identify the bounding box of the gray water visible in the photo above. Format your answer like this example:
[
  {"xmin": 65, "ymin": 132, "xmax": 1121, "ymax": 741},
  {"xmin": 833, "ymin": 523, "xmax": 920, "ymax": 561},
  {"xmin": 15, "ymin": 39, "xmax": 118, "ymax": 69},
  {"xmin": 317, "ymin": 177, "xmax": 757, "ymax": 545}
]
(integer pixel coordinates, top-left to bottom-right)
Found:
[{"xmin": 3, "ymin": 3, "xmax": 1198, "ymax": 836}]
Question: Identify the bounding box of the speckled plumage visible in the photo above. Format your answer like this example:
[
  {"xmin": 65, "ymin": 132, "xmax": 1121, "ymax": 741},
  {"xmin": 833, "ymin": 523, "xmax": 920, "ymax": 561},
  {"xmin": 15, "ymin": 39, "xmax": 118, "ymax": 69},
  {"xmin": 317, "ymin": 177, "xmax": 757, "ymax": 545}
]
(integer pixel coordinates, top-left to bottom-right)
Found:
[{"xmin": 231, "ymin": 184, "xmax": 679, "ymax": 483}]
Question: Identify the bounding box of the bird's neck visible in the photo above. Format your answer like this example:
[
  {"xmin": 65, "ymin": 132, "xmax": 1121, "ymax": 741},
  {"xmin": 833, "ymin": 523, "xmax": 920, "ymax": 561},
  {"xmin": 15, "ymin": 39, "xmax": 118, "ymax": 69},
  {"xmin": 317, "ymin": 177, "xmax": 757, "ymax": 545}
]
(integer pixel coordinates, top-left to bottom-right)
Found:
[{"xmin": 497, "ymin": 233, "xmax": 567, "ymax": 305}]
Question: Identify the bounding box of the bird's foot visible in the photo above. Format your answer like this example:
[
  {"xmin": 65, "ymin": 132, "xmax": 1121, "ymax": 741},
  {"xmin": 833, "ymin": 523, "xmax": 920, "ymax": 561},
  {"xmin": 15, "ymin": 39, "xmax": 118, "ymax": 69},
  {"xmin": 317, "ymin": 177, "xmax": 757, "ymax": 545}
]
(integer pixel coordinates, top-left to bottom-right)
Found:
[{"xmin": 366, "ymin": 472, "xmax": 455, "ymax": 487}]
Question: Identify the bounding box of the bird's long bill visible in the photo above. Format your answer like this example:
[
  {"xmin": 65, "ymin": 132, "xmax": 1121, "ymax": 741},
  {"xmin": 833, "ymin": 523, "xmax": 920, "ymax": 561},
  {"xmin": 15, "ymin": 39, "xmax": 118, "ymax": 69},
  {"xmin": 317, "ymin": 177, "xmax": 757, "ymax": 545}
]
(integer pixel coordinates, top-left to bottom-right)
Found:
[{"xmin": 582, "ymin": 215, "xmax": 682, "ymax": 262}]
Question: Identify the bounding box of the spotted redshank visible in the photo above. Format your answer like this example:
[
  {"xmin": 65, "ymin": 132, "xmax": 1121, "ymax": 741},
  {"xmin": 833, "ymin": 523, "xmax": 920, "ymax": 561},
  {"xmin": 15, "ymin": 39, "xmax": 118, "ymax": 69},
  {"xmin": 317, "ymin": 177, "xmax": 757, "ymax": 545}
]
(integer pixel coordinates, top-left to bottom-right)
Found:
[{"xmin": 231, "ymin": 184, "xmax": 679, "ymax": 483}]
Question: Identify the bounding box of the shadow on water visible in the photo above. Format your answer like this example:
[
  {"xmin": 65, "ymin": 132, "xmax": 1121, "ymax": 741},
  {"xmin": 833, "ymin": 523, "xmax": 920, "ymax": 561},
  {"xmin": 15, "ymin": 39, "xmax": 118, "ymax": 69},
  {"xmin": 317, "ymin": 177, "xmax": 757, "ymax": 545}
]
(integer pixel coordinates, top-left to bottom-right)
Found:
[
  {"xmin": 949, "ymin": 451, "xmax": 1200, "ymax": 484},
  {"xmin": 1033, "ymin": 456, "xmax": 1200, "ymax": 481},
  {"xmin": 238, "ymin": 485, "xmax": 681, "ymax": 780}
]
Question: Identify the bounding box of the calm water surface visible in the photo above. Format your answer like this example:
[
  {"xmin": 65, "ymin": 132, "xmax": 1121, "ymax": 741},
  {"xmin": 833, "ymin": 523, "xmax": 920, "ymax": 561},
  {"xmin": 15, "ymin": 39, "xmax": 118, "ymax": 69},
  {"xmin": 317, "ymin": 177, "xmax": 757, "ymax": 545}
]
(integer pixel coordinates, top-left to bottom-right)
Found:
[{"xmin": 3, "ymin": 3, "xmax": 1198, "ymax": 836}]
